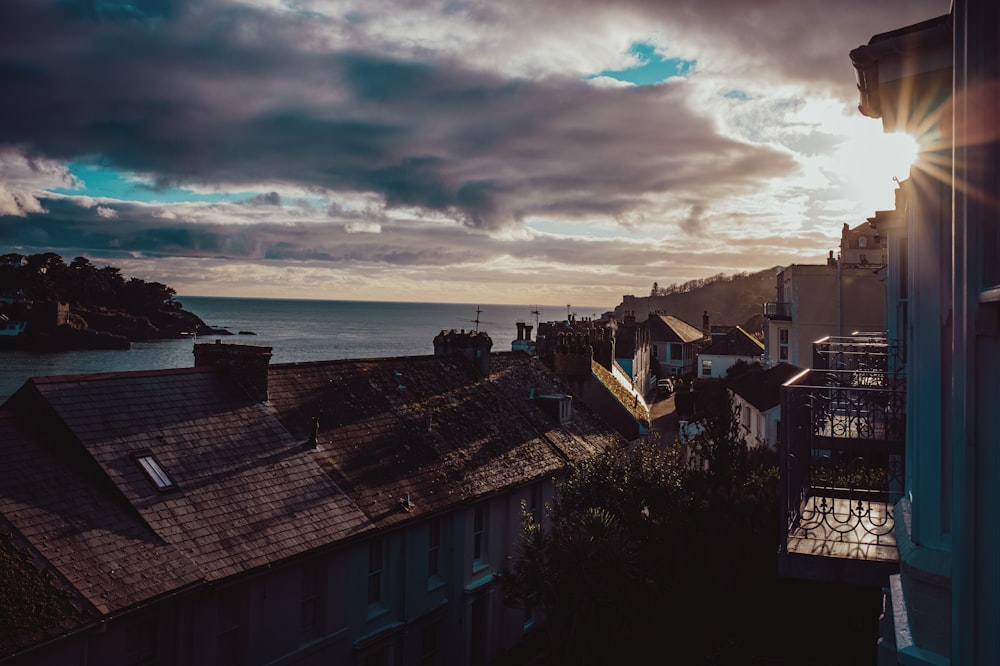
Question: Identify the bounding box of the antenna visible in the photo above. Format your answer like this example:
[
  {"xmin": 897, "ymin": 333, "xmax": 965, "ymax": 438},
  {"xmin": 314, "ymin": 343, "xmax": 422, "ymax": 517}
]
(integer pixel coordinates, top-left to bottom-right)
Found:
[
  {"xmin": 530, "ymin": 305, "xmax": 541, "ymax": 329},
  {"xmin": 457, "ymin": 306, "xmax": 496, "ymax": 332}
]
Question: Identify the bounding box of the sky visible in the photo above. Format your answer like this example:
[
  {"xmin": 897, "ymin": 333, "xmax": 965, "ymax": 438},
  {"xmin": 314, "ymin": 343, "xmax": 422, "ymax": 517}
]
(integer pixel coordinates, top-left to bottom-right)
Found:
[{"xmin": 0, "ymin": 0, "xmax": 948, "ymax": 306}]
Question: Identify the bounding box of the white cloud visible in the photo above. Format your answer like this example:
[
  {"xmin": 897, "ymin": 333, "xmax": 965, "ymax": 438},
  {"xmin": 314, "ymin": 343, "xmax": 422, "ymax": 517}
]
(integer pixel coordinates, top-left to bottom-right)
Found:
[{"xmin": 344, "ymin": 222, "xmax": 382, "ymax": 234}]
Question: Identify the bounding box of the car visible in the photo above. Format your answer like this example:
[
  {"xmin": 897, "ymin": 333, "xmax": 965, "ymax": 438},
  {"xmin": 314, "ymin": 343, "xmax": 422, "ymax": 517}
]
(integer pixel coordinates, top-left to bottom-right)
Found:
[{"xmin": 656, "ymin": 377, "xmax": 673, "ymax": 397}]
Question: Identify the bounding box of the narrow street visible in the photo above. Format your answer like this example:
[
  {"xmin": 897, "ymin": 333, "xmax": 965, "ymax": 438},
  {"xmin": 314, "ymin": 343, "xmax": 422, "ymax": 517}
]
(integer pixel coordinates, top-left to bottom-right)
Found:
[{"xmin": 648, "ymin": 391, "xmax": 678, "ymax": 450}]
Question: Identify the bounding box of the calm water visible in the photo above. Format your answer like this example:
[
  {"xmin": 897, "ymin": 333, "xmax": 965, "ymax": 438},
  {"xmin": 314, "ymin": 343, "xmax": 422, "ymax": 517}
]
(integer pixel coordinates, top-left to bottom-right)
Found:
[{"xmin": 0, "ymin": 297, "xmax": 609, "ymax": 402}]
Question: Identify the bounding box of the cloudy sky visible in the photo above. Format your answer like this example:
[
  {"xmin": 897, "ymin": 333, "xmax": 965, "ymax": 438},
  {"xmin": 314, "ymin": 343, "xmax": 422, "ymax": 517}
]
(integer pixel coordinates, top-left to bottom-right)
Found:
[{"xmin": 0, "ymin": 0, "xmax": 947, "ymax": 306}]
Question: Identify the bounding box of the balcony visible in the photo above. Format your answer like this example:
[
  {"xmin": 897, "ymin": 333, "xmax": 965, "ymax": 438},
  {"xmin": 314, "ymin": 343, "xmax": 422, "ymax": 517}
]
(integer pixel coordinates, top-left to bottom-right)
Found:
[
  {"xmin": 763, "ymin": 301, "xmax": 792, "ymax": 319},
  {"xmin": 778, "ymin": 336, "xmax": 905, "ymax": 586}
]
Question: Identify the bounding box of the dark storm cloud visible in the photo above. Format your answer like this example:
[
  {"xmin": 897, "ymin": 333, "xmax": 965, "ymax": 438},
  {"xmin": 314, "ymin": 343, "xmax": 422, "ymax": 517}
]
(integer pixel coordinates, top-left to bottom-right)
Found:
[
  {"xmin": 0, "ymin": 0, "xmax": 800, "ymax": 231},
  {"xmin": 0, "ymin": 198, "xmax": 496, "ymax": 266}
]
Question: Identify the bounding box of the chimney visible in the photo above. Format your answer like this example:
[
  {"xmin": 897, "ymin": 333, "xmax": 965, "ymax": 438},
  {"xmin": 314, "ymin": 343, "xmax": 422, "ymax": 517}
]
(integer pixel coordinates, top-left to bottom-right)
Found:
[
  {"xmin": 194, "ymin": 342, "xmax": 273, "ymax": 402},
  {"xmin": 524, "ymin": 324, "xmax": 533, "ymax": 342},
  {"xmin": 433, "ymin": 329, "xmax": 493, "ymax": 375},
  {"xmin": 516, "ymin": 322, "xmax": 525, "ymax": 341},
  {"xmin": 702, "ymin": 310, "xmax": 710, "ymax": 335}
]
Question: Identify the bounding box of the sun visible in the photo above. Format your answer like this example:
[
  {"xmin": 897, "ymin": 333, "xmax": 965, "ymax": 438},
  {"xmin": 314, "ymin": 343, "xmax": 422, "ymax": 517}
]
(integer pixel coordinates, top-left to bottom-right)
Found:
[{"xmin": 836, "ymin": 124, "xmax": 920, "ymax": 212}]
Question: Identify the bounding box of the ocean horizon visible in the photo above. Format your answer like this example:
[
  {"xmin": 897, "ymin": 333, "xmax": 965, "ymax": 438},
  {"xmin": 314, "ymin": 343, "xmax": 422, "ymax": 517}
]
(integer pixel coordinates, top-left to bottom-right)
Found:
[{"xmin": 0, "ymin": 296, "xmax": 612, "ymax": 402}]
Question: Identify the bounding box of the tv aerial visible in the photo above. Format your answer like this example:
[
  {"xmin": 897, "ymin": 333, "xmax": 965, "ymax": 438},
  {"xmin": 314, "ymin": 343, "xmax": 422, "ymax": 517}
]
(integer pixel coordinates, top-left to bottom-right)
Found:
[
  {"xmin": 457, "ymin": 306, "xmax": 497, "ymax": 332},
  {"xmin": 529, "ymin": 305, "xmax": 541, "ymax": 329}
]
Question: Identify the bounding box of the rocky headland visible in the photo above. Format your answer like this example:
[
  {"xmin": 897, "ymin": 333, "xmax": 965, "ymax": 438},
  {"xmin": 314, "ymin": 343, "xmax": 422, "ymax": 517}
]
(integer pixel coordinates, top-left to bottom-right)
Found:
[{"xmin": 0, "ymin": 252, "xmax": 231, "ymax": 351}]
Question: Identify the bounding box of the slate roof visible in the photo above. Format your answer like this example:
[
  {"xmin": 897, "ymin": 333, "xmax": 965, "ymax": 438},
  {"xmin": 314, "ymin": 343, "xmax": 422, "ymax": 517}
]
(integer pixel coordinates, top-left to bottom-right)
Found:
[
  {"xmin": 267, "ymin": 352, "xmax": 616, "ymax": 529},
  {"xmin": 730, "ymin": 363, "xmax": 806, "ymax": 412},
  {"xmin": 0, "ymin": 348, "xmax": 618, "ymax": 648},
  {"xmin": 0, "ymin": 366, "xmax": 372, "ymax": 623},
  {"xmin": 700, "ymin": 326, "xmax": 765, "ymax": 357},
  {"xmin": 647, "ymin": 314, "xmax": 704, "ymax": 344}
]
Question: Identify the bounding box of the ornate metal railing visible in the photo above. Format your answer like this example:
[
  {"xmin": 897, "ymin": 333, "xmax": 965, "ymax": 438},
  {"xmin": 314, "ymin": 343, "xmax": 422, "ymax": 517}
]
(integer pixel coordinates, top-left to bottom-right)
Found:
[
  {"xmin": 779, "ymin": 337, "xmax": 906, "ymax": 553},
  {"xmin": 812, "ymin": 334, "xmax": 906, "ymax": 378}
]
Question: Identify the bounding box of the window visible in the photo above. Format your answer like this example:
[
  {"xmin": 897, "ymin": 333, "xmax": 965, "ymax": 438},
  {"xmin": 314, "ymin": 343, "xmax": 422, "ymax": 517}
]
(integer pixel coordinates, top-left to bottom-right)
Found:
[
  {"xmin": 368, "ymin": 540, "xmax": 384, "ymax": 606},
  {"xmin": 124, "ymin": 619, "xmax": 158, "ymax": 665},
  {"xmin": 427, "ymin": 519, "xmax": 441, "ymax": 579},
  {"xmin": 527, "ymin": 485, "xmax": 540, "ymax": 527},
  {"xmin": 133, "ymin": 452, "xmax": 176, "ymax": 491},
  {"xmin": 300, "ymin": 560, "xmax": 326, "ymax": 639},
  {"xmin": 473, "ymin": 504, "xmax": 487, "ymax": 566},
  {"xmin": 420, "ymin": 622, "xmax": 439, "ymax": 666},
  {"xmin": 701, "ymin": 359, "xmax": 712, "ymax": 376},
  {"xmin": 669, "ymin": 343, "xmax": 683, "ymax": 361},
  {"xmin": 859, "ymin": 235, "xmax": 868, "ymax": 248},
  {"xmin": 778, "ymin": 328, "xmax": 789, "ymax": 361},
  {"xmin": 216, "ymin": 589, "xmax": 246, "ymax": 666},
  {"xmin": 363, "ymin": 648, "xmax": 390, "ymax": 666}
]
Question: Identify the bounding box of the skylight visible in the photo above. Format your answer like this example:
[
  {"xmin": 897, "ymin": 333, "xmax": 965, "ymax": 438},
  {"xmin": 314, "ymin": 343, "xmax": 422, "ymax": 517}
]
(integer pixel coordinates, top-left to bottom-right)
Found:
[{"xmin": 133, "ymin": 452, "xmax": 177, "ymax": 491}]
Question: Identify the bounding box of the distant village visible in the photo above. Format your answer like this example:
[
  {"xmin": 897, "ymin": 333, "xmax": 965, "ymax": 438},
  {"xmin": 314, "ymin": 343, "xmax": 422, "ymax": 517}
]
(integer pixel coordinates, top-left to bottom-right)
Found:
[{"xmin": 2, "ymin": 7, "xmax": 997, "ymax": 665}]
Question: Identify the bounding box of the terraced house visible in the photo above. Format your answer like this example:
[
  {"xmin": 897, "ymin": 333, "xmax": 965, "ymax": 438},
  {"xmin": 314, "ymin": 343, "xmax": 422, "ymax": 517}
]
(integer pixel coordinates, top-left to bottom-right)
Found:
[{"xmin": 0, "ymin": 332, "xmax": 620, "ymax": 665}]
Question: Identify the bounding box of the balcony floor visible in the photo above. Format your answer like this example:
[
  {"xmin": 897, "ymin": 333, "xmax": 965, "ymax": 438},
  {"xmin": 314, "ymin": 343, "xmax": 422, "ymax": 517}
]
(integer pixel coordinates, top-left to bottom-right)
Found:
[
  {"xmin": 787, "ymin": 495, "xmax": 898, "ymax": 563},
  {"xmin": 780, "ymin": 495, "xmax": 899, "ymax": 585}
]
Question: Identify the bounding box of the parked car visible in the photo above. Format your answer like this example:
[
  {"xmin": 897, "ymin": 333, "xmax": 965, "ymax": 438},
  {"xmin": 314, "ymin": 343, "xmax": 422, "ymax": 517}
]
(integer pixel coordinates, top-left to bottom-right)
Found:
[{"xmin": 657, "ymin": 377, "xmax": 674, "ymax": 397}]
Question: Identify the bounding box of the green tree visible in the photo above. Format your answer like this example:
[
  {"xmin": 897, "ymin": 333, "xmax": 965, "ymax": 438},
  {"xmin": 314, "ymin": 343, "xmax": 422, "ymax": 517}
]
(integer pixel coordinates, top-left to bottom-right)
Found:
[{"xmin": 506, "ymin": 393, "xmax": 781, "ymax": 663}]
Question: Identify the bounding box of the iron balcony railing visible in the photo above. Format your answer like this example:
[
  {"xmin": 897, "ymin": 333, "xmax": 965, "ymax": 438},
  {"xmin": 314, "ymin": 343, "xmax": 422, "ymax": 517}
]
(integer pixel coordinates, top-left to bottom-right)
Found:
[
  {"xmin": 763, "ymin": 301, "xmax": 792, "ymax": 319},
  {"xmin": 779, "ymin": 336, "xmax": 906, "ymax": 555},
  {"xmin": 812, "ymin": 335, "xmax": 907, "ymax": 378}
]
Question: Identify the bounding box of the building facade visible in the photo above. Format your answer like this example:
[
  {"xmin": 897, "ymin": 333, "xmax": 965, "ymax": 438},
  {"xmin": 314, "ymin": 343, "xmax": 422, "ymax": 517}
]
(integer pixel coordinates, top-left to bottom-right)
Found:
[
  {"xmin": 850, "ymin": 5, "xmax": 1000, "ymax": 662},
  {"xmin": 647, "ymin": 314, "xmax": 706, "ymax": 379},
  {"xmin": 763, "ymin": 263, "xmax": 885, "ymax": 368}
]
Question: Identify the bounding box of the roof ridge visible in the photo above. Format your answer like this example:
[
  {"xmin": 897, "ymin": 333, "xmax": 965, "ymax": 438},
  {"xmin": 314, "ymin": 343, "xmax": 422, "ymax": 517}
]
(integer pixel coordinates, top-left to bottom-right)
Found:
[{"xmin": 29, "ymin": 366, "xmax": 211, "ymax": 385}]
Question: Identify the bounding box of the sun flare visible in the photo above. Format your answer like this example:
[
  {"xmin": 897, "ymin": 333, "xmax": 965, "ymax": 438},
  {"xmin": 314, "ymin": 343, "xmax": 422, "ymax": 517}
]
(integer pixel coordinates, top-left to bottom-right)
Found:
[{"xmin": 836, "ymin": 127, "xmax": 920, "ymax": 213}]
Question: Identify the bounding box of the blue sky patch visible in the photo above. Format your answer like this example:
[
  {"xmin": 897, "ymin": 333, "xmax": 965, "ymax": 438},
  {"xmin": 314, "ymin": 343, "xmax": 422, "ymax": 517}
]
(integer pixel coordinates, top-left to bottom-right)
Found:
[
  {"xmin": 591, "ymin": 43, "xmax": 695, "ymax": 86},
  {"xmin": 51, "ymin": 162, "xmax": 257, "ymax": 204},
  {"xmin": 724, "ymin": 89, "xmax": 749, "ymax": 100}
]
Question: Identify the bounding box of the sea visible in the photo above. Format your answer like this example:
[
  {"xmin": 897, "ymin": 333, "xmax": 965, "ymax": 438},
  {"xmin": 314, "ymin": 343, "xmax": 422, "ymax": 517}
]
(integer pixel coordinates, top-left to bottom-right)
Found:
[{"xmin": 0, "ymin": 297, "xmax": 611, "ymax": 403}]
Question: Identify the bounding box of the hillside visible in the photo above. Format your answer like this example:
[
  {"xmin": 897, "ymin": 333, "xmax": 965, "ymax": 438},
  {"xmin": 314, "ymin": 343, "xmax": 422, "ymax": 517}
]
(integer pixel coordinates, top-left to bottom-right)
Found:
[
  {"xmin": 614, "ymin": 267, "xmax": 780, "ymax": 334},
  {"xmin": 0, "ymin": 252, "xmax": 222, "ymax": 350}
]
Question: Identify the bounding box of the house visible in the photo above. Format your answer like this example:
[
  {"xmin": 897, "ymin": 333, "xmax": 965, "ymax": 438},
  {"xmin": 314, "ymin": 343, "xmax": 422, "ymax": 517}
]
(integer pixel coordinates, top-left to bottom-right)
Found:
[
  {"xmin": 728, "ymin": 363, "xmax": 803, "ymax": 449},
  {"xmin": 839, "ymin": 220, "xmax": 887, "ymax": 268},
  {"xmin": 778, "ymin": 4, "xmax": 1000, "ymax": 663},
  {"xmin": 610, "ymin": 312, "xmax": 652, "ymax": 394},
  {"xmin": 696, "ymin": 326, "xmax": 764, "ymax": 379},
  {"xmin": 0, "ymin": 334, "xmax": 621, "ymax": 665},
  {"xmin": 646, "ymin": 314, "xmax": 706, "ymax": 379},
  {"xmin": 549, "ymin": 327, "xmax": 650, "ymax": 440},
  {"xmin": 762, "ymin": 262, "xmax": 884, "ymax": 367}
]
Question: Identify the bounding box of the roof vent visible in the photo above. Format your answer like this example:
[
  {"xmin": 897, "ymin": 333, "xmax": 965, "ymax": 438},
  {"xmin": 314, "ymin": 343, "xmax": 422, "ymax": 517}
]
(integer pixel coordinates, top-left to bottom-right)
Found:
[{"xmin": 307, "ymin": 416, "xmax": 320, "ymax": 448}]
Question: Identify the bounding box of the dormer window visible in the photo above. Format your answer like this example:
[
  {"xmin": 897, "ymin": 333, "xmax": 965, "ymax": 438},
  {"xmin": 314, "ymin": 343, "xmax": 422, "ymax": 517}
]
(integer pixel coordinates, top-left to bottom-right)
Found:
[{"xmin": 132, "ymin": 452, "xmax": 176, "ymax": 491}]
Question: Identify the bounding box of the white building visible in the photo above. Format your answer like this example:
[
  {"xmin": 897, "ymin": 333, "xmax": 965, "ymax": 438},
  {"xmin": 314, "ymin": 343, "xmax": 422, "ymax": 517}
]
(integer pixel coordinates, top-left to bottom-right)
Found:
[{"xmin": 696, "ymin": 326, "xmax": 764, "ymax": 379}]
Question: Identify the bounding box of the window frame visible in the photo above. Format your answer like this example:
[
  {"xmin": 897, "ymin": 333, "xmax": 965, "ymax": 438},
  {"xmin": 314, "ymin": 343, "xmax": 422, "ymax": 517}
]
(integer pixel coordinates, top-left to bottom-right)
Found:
[
  {"xmin": 367, "ymin": 539, "xmax": 384, "ymax": 608},
  {"xmin": 472, "ymin": 503, "xmax": 488, "ymax": 569},
  {"xmin": 132, "ymin": 451, "xmax": 177, "ymax": 492}
]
